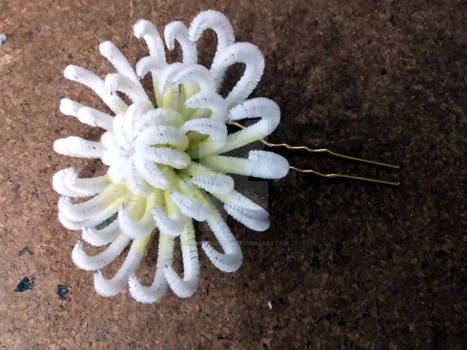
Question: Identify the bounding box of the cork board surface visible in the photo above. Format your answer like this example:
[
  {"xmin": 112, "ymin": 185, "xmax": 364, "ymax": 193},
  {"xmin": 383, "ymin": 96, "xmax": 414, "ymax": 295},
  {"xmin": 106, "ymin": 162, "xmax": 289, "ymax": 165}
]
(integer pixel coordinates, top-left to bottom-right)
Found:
[{"xmin": 0, "ymin": 0, "xmax": 465, "ymax": 349}]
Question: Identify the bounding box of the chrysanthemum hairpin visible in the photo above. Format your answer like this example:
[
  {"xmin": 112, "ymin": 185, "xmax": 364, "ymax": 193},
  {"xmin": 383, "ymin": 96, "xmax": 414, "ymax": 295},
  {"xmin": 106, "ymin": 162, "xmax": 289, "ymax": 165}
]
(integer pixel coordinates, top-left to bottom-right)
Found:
[{"xmin": 53, "ymin": 10, "xmax": 398, "ymax": 303}]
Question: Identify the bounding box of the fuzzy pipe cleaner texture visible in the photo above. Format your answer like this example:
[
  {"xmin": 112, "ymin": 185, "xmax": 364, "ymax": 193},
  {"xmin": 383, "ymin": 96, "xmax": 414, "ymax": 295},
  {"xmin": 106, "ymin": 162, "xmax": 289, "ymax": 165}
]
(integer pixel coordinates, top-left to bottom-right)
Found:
[{"xmin": 53, "ymin": 10, "xmax": 289, "ymax": 303}]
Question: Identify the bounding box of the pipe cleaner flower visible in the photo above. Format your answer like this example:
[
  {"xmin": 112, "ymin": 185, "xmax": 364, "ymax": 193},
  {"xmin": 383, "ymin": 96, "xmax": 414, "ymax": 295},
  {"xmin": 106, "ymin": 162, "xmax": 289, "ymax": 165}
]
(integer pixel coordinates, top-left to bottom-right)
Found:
[{"xmin": 53, "ymin": 10, "xmax": 289, "ymax": 302}]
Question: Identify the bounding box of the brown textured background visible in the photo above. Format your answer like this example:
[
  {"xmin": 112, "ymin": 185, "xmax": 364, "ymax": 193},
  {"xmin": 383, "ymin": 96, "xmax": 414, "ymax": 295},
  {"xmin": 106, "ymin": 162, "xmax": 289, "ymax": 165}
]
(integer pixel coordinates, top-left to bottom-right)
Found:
[{"xmin": 0, "ymin": 0, "xmax": 465, "ymax": 349}]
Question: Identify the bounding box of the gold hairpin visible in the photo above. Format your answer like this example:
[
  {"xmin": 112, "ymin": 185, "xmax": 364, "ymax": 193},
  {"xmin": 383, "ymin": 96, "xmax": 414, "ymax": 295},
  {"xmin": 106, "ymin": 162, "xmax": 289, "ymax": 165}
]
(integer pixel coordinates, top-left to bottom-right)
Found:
[{"xmin": 228, "ymin": 121, "xmax": 400, "ymax": 186}]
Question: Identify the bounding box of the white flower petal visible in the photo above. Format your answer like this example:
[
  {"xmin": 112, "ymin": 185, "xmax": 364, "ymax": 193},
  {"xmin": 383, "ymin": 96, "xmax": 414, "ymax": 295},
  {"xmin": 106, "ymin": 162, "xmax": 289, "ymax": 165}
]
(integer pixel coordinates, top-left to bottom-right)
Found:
[
  {"xmin": 53, "ymin": 168, "xmax": 109, "ymax": 197},
  {"xmin": 164, "ymin": 21, "xmax": 197, "ymax": 64},
  {"xmin": 224, "ymin": 202, "xmax": 270, "ymax": 231},
  {"xmin": 99, "ymin": 40, "xmax": 139, "ymax": 82},
  {"xmin": 170, "ymin": 192, "xmax": 210, "ymax": 221},
  {"xmin": 105, "ymin": 73, "xmax": 151, "ymax": 104},
  {"xmin": 188, "ymin": 10, "xmax": 234, "ymax": 66},
  {"xmin": 118, "ymin": 204, "xmax": 155, "ymax": 239},
  {"xmin": 57, "ymin": 184, "xmax": 126, "ymax": 224},
  {"xmin": 191, "ymin": 174, "xmax": 234, "ymax": 195},
  {"xmin": 215, "ymin": 190, "xmax": 270, "ymax": 231},
  {"xmin": 133, "ymin": 109, "xmax": 184, "ymax": 135},
  {"xmin": 71, "ymin": 234, "xmax": 130, "ymax": 271},
  {"xmin": 164, "ymin": 220, "xmax": 199, "ymax": 298},
  {"xmin": 134, "ymin": 19, "xmax": 166, "ymax": 62},
  {"xmin": 133, "ymin": 153, "xmax": 170, "ymax": 189},
  {"xmin": 81, "ymin": 221, "xmax": 120, "ymax": 247},
  {"xmin": 172, "ymin": 64, "xmax": 215, "ymax": 93},
  {"xmin": 201, "ymin": 208, "xmax": 242, "ymax": 272},
  {"xmin": 184, "ymin": 91, "xmax": 227, "ymax": 121},
  {"xmin": 158, "ymin": 62, "xmax": 185, "ymax": 95},
  {"xmin": 211, "ymin": 42, "xmax": 265, "ymax": 108},
  {"xmin": 58, "ymin": 212, "xmax": 84, "ymax": 230},
  {"xmin": 63, "ymin": 65, "xmax": 127, "ymax": 114},
  {"xmin": 152, "ymin": 206, "xmax": 186, "ymax": 237},
  {"xmin": 135, "ymin": 56, "xmax": 167, "ymax": 78},
  {"xmin": 53, "ymin": 136, "xmax": 104, "ymax": 159},
  {"xmin": 59, "ymin": 98, "xmax": 84, "ymax": 117},
  {"xmin": 182, "ymin": 118, "xmax": 227, "ymax": 158},
  {"xmin": 136, "ymin": 144, "xmax": 190, "ymax": 169},
  {"xmin": 77, "ymin": 106, "xmax": 113, "ymax": 130},
  {"xmin": 200, "ymin": 150, "xmax": 289, "ymax": 179},
  {"xmin": 129, "ymin": 233, "xmax": 174, "ymax": 303},
  {"xmin": 124, "ymin": 157, "xmax": 152, "ymax": 196},
  {"xmin": 93, "ymin": 236, "xmax": 149, "ymax": 297},
  {"xmin": 135, "ymin": 124, "xmax": 188, "ymax": 150},
  {"xmin": 218, "ymin": 97, "xmax": 280, "ymax": 153}
]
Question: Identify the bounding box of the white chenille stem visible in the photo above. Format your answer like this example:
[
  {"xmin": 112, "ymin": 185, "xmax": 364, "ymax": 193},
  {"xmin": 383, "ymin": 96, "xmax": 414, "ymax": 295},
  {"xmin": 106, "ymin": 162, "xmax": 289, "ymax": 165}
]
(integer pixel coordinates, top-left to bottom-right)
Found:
[
  {"xmin": 94, "ymin": 235, "xmax": 150, "ymax": 297},
  {"xmin": 81, "ymin": 220, "xmax": 120, "ymax": 247},
  {"xmin": 124, "ymin": 102, "xmax": 154, "ymax": 142},
  {"xmin": 172, "ymin": 65, "xmax": 216, "ymax": 93},
  {"xmin": 188, "ymin": 10, "xmax": 234, "ymax": 66},
  {"xmin": 133, "ymin": 109, "xmax": 184, "ymax": 135},
  {"xmin": 201, "ymin": 206, "xmax": 242, "ymax": 272},
  {"xmin": 133, "ymin": 151, "xmax": 170, "ymax": 189},
  {"xmin": 164, "ymin": 220, "xmax": 199, "ymax": 298},
  {"xmin": 200, "ymin": 150, "xmax": 289, "ymax": 179},
  {"xmin": 191, "ymin": 174, "xmax": 234, "ymax": 195},
  {"xmin": 216, "ymin": 190, "xmax": 266, "ymax": 211},
  {"xmin": 164, "ymin": 21, "xmax": 197, "ymax": 64},
  {"xmin": 112, "ymin": 112, "xmax": 133, "ymax": 151},
  {"xmin": 53, "ymin": 136, "xmax": 104, "ymax": 159},
  {"xmin": 169, "ymin": 192, "xmax": 210, "ymax": 222},
  {"xmin": 182, "ymin": 118, "xmax": 227, "ymax": 158},
  {"xmin": 136, "ymin": 125, "xmax": 188, "ymax": 150},
  {"xmin": 135, "ymin": 56, "xmax": 167, "ymax": 78},
  {"xmin": 184, "ymin": 91, "xmax": 227, "ymax": 121},
  {"xmin": 99, "ymin": 41, "xmax": 139, "ymax": 82},
  {"xmin": 172, "ymin": 173, "xmax": 211, "ymax": 220},
  {"xmin": 77, "ymin": 107, "xmax": 113, "ymax": 130},
  {"xmin": 71, "ymin": 234, "xmax": 130, "ymax": 271},
  {"xmin": 105, "ymin": 73, "xmax": 152, "ymax": 104},
  {"xmin": 118, "ymin": 203, "xmax": 155, "ymax": 239},
  {"xmin": 158, "ymin": 63, "xmax": 185, "ymax": 95},
  {"xmin": 129, "ymin": 233, "xmax": 175, "ymax": 303},
  {"xmin": 125, "ymin": 157, "xmax": 151, "ymax": 196},
  {"xmin": 210, "ymin": 42, "xmax": 265, "ymax": 108},
  {"xmin": 53, "ymin": 168, "xmax": 109, "ymax": 197},
  {"xmin": 215, "ymin": 190, "xmax": 270, "ymax": 231},
  {"xmin": 53, "ymin": 168, "xmax": 85, "ymax": 198},
  {"xmin": 59, "ymin": 98, "xmax": 85, "ymax": 117},
  {"xmin": 134, "ymin": 19, "xmax": 166, "ymax": 62},
  {"xmin": 58, "ymin": 212, "xmax": 84, "ymax": 230},
  {"xmin": 57, "ymin": 184, "xmax": 125, "ymax": 221},
  {"xmin": 219, "ymin": 97, "xmax": 281, "ymax": 153},
  {"xmin": 63, "ymin": 65, "xmax": 127, "ymax": 114},
  {"xmin": 152, "ymin": 206, "xmax": 185, "ymax": 237},
  {"xmin": 224, "ymin": 202, "xmax": 270, "ymax": 231},
  {"xmin": 136, "ymin": 145, "xmax": 190, "ymax": 169}
]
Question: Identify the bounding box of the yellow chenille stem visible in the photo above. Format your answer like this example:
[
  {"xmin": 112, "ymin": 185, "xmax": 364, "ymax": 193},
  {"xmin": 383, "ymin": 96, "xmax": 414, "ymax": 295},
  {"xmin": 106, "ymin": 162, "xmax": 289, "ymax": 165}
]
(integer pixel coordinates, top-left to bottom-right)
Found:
[
  {"xmin": 164, "ymin": 189, "xmax": 178, "ymax": 216},
  {"xmin": 177, "ymin": 172, "xmax": 208, "ymax": 204},
  {"xmin": 96, "ymin": 184, "xmax": 128, "ymax": 209},
  {"xmin": 142, "ymin": 191, "xmax": 157, "ymax": 218},
  {"xmin": 126, "ymin": 195, "xmax": 146, "ymax": 219},
  {"xmin": 134, "ymin": 233, "xmax": 152, "ymax": 254}
]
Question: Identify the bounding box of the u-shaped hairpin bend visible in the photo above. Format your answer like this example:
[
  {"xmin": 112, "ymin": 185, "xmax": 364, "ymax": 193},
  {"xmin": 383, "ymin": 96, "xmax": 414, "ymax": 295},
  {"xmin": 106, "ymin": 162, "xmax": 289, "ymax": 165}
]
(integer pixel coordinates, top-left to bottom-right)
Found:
[{"xmin": 228, "ymin": 121, "xmax": 400, "ymax": 186}]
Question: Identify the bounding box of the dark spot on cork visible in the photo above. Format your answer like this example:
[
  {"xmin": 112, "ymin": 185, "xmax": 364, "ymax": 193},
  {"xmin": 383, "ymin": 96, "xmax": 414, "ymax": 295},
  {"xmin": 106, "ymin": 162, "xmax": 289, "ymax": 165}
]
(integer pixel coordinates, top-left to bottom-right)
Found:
[
  {"xmin": 14, "ymin": 276, "xmax": 35, "ymax": 292},
  {"xmin": 18, "ymin": 246, "xmax": 33, "ymax": 256},
  {"xmin": 57, "ymin": 284, "xmax": 70, "ymax": 300}
]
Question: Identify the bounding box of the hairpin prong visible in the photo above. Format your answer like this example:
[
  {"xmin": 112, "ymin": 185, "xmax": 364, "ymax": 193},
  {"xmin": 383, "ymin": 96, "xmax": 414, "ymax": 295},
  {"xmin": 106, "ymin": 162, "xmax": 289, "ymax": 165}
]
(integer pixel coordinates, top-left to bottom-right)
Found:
[{"xmin": 228, "ymin": 121, "xmax": 400, "ymax": 186}]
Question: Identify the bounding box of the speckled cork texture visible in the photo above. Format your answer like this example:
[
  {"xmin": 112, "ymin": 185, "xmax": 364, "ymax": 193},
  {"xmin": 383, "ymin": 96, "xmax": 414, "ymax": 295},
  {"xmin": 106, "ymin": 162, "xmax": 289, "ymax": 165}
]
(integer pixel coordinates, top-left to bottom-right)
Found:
[{"xmin": 0, "ymin": 1, "xmax": 465, "ymax": 349}]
